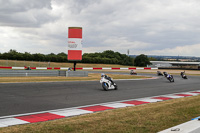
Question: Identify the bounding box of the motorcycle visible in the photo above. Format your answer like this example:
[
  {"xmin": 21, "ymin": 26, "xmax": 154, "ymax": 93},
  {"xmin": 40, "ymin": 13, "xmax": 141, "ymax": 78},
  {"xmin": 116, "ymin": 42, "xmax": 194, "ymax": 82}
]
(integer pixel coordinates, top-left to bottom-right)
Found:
[
  {"xmin": 130, "ymin": 70, "xmax": 137, "ymax": 75},
  {"xmin": 25, "ymin": 66, "xmax": 31, "ymax": 70},
  {"xmin": 180, "ymin": 72, "xmax": 187, "ymax": 79},
  {"xmin": 166, "ymin": 74, "xmax": 174, "ymax": 82},
  {"xmin": 100, "ymin": 75, "xmax": 118, "ymax": 91},
  {"xmin": 157, "ymin": 71, "xmax": 163, "ymax": 76}
]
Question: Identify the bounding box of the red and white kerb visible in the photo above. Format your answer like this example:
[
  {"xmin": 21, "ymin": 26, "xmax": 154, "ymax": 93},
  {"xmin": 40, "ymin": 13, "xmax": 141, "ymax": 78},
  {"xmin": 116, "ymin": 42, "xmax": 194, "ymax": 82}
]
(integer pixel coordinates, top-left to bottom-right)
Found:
[{"xmin": 68, "ymin": 27, "xmax": 82, "ymax": 61}]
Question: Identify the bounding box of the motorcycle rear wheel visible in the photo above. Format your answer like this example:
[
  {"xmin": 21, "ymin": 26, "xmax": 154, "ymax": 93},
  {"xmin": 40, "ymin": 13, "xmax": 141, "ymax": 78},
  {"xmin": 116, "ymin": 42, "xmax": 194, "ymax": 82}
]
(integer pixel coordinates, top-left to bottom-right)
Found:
[{"xmin": 114, "ymin": 84, "xmax": 118, "ymax": 90}]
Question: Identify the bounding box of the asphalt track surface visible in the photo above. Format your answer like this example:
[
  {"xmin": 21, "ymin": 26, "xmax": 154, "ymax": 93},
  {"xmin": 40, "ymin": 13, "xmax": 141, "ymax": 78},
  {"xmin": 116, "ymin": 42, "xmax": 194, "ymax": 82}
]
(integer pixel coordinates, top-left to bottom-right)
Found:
[{"xmin": 0, "ymin": 72, "xmax": 200, "ymax": 117}]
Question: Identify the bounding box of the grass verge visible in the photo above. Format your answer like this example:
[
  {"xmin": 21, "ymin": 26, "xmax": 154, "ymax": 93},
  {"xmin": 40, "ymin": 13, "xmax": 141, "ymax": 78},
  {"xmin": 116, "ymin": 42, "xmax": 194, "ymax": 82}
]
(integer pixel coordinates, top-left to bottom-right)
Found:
[
  {"xmin": 0, "ymin": 60, "xmax": 134, "ymax": 68},
  {"xmin": 1, "ymin": 95, "xmax": 200, "ymax": 133},
  {"xmin": 0, "ymin": 73, "xmax": 149, "ymax": 83}
]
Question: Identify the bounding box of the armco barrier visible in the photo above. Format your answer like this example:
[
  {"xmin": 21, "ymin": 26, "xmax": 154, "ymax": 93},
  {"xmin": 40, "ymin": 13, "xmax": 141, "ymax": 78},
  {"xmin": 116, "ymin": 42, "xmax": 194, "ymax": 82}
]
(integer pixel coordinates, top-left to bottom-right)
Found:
[
  {"xmin": 66, "ymin": 71, "xmax": 88, "ymax": 77},
  {"xmin": 0, "ymin": 70, "xmax": 88, "ymax": 77},
  {"xmin": 0, "ymin": 66, "xmax": 158, "ymax": 70},
  {"xmin": 0, "ymin": 70, "xmax": 58, "ymax": 77}
]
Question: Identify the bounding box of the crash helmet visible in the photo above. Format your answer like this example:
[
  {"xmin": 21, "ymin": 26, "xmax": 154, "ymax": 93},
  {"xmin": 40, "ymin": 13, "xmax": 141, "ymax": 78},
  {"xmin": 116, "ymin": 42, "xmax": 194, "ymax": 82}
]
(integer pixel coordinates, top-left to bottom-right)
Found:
[{"xmin": 101, "ymin": 73, "xmax": 105, "ymax": 77}]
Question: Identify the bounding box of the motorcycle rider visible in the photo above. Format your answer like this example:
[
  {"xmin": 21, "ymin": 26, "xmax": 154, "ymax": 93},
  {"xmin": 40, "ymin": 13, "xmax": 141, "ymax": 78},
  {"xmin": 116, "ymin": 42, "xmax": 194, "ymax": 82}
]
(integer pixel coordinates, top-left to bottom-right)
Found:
[
  {"xmin": 130, "ymin": 70, "xmax": 137, "ymax": 75},
  {"xmin": 157, "ymin": 71, "xmax": 163, "ymax": 76},
  {"xmin": 166, "ymin": 73, "xmax": 174, "ymax": 80},
  {"xmin": 163, "ymin": 72, "xmax": 168, "ymax": 77},
  {"xmin": 180, "ymin": 71, "xmax": 185, "ymax": 76},
  {"xmin": 25, "ymin": 66, "xmax": 31, "ymax": 70},
  {"xmin": 167, "ymin": 73, "xmax": 172, "ymax": 78},
  {"xmin": 180, "ymin": 71, "xmax": 187, "ymax": 79},
  {"xmin": 101, "ymin": 73, "xmax": 114, "ymax": 85}
]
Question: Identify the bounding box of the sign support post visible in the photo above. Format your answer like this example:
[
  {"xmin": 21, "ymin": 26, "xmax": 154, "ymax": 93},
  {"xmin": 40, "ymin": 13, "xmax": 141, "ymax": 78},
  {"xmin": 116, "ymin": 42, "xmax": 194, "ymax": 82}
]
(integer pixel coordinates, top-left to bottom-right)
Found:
[{"xmin": 73, "ymin": 61, "xmax": 76, "ymax": 71}]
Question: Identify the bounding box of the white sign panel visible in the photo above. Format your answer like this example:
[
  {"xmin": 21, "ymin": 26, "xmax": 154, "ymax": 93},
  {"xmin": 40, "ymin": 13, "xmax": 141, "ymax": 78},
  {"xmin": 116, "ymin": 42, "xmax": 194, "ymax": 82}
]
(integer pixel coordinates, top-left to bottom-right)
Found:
[{"xmin": 68, "ymin": 38, "xmax": 82, "ymax": 50}]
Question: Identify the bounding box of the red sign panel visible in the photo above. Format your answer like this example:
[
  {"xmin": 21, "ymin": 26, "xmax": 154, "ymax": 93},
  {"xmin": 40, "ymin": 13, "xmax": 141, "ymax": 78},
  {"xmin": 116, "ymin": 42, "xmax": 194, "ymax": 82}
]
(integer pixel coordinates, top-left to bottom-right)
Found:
[
  {"xmin": 68, "ymin": 27, "xmax": 82, "ymax": 61},
  {"xmin": 68, "ymin": 28, "xmax": 82, "ymax": 38}
]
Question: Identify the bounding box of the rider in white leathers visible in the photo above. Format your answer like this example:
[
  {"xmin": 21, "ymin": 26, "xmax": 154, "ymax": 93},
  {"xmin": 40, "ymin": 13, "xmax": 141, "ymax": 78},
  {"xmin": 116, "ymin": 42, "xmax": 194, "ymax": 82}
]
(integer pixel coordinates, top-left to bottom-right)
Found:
[
  {"xmin": 100, "ymin": 73, "xmax": 117, "ymax": 90},
  {"xmin": 102, "ymin": 74, "xmax": 114, "ymax": 85}
]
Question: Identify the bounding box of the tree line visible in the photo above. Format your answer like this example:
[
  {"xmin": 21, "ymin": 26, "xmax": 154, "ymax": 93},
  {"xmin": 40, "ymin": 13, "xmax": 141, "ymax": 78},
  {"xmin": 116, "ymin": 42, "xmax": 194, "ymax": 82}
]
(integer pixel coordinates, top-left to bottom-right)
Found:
[
  {"xmin": 0, "ymin": 49, "xmax": 67, "ymax": 62},
  {"xmin": 0, "ymin": 49, "xmax": 152, "ymax": 66},
  {"xmin": 81, "ymin": 50, "xmax": 133, "ymax": 65}
]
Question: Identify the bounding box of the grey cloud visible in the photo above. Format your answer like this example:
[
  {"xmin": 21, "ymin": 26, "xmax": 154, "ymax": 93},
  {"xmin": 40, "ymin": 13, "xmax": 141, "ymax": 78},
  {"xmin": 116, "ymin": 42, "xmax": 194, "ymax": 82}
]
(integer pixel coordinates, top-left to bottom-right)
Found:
[
  {"xmin": 0, "ymin": 0, "xmax": 55, "ymax": 27},
  {"xmin": 70, "ymin": 0, "xmax": 200, "ymax": 53},
  {"xmin": 68, "ymin": 0, "xmax": 101, "ymax": 14},
  {"xmin": 1, "ymin": 0, "xmax": 200, "ymax": 56},
  {"xmin": 83, "ymin": 0, "xmax": 200, "ymax": 50},
  {"xmin": 0, "ymin": 0, "xmax": 52, "ymax": 13}
]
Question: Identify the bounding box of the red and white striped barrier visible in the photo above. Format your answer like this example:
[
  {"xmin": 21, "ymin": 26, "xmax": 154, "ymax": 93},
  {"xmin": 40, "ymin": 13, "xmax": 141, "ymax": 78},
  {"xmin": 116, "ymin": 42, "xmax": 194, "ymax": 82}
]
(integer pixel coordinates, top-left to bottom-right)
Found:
[
  {"xmin": 0, "ymin": 90, "xmax": 199, "ymax": 128},
  {"xmin": 0, "ymin": 66, "xmax": 158, "ymax": 70}
]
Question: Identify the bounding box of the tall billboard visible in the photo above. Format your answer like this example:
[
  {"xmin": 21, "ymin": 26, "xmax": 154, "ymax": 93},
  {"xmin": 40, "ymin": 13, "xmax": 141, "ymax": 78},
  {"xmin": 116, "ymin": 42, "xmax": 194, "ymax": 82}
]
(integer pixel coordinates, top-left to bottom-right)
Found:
[{"xmin": 68, "ymin": 27, "xmax": 82, "ymax": 61}]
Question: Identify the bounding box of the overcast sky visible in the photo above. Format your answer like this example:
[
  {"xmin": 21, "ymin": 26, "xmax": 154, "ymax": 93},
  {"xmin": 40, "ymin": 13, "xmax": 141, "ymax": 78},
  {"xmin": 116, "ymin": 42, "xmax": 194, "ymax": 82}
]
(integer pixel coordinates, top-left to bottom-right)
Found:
[{"xmin": 1, "ymin": 0, "xmax": 200, "ymax": 56}]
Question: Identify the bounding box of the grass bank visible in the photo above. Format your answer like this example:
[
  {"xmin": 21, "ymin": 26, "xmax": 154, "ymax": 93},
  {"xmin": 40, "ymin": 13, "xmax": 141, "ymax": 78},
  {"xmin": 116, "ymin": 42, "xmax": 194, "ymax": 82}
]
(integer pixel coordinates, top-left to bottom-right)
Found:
[
  {"xmin": 0, "ymin": 73, "xmax": 149, "ymax": 83},
  {"xmin": 0, "ymin": 60, "xmax": 134, "ymax": 68},
  {"xmin": 1, "ymin": 95, "xmax": 200, "ymax": 133}
]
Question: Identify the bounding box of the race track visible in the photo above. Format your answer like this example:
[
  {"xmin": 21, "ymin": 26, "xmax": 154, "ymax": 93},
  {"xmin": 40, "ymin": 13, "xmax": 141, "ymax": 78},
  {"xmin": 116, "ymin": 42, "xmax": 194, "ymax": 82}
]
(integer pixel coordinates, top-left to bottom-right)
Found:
[{"xmin": 0, "ymin": 72, "xmax": 200, "ymax": 117}]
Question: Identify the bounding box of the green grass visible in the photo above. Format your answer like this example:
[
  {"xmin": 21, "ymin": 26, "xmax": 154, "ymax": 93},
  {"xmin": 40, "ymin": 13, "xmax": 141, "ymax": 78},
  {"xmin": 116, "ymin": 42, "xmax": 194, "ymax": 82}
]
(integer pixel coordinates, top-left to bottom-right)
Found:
[{"xmin": 1, "ymin": 95, "xmax": 200, "ymax": 133}]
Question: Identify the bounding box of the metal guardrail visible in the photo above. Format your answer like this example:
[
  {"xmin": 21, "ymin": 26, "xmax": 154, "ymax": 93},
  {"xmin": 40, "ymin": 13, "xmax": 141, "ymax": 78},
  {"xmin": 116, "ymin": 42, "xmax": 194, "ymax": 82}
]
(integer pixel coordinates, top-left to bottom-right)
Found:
[
  {"xmin": 0, "ymin": 70, "xmax": 58, "ymax": 77},
  {"xmin": 66, "ymin": 71, "xmax": 88, "ymax": 77},
  {"xmin": 0, "ymin": 70, "xmax": 88, "ymax": 77}
]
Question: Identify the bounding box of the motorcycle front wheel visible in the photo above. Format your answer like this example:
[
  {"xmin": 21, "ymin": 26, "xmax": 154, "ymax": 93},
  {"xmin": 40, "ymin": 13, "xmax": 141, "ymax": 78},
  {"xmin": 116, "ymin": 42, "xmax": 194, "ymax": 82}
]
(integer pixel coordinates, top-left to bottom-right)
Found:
[{"xmin": 102, "ymin": 82, "xmax": 109, "ymax": 91}]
